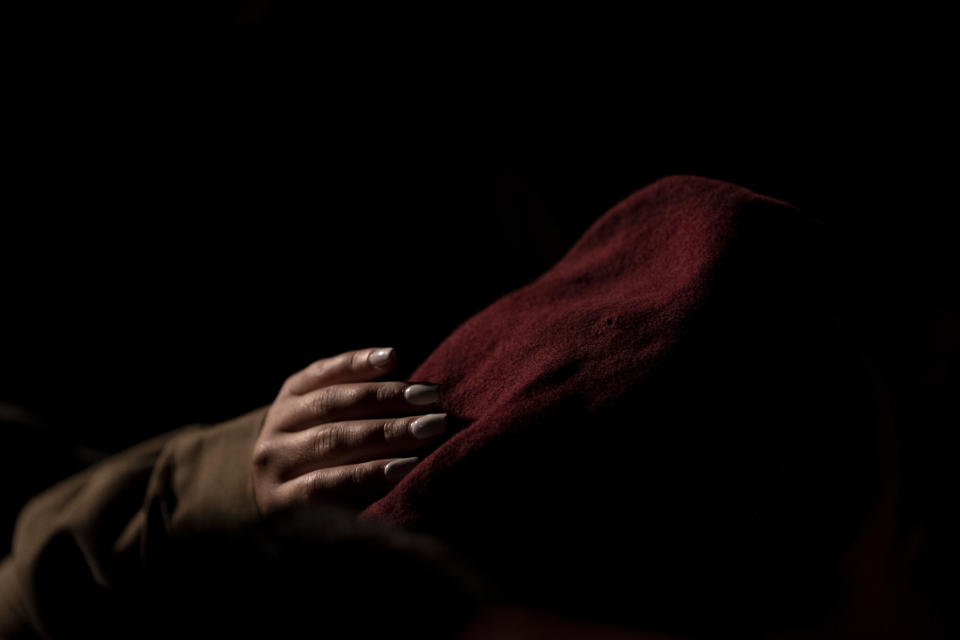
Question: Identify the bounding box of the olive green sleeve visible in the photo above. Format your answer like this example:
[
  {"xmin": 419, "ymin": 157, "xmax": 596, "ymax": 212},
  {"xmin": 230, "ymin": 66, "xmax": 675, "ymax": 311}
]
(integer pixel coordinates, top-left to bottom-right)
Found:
[{"xmin": 0, "ymin": 404, "xmax": 270, "ymax": 639}]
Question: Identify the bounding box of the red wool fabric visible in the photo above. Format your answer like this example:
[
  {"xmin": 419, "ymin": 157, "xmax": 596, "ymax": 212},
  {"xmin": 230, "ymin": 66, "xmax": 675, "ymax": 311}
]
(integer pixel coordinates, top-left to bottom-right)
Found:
[
  {"xmin": 359, "ymin": 175, "xmax": 874, "ymax": 632},
  {"xmin": 362, "ymin": 174, "xmax": 817, "ymax": 524}
]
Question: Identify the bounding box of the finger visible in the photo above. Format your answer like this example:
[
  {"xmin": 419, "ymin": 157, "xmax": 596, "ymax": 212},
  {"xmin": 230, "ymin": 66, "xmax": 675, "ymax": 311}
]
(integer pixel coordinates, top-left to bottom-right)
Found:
[
  {"xmin": 278, "ymin": 456, "xmax": 419, "ymax": 508},
  {"xmin": 284, "ymin": 347, "xmax": 397, "ymax": 395},
  {"xmin": 274, "ymin": 413, "xmax": 448, "ymax": 480},
  {"xmin": 277, "ymin": 381, "xmax": 441, "ymax": 431}
]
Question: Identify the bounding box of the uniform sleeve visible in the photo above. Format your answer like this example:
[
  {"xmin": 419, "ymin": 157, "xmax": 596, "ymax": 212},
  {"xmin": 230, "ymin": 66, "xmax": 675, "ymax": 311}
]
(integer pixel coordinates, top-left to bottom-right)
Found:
[{"xmin": 0, "ymin": 404, "xmax": 270, "ymax": 639}]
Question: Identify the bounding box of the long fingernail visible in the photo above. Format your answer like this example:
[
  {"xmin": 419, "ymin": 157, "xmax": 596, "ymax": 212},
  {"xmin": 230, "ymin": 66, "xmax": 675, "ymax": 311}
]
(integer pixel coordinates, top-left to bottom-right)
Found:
[
  {"xmin": 384, "ymin": 457, "xmax": 418, "ymax": 483},
  {"xmin": 404, "ymin": 384, "xmax": 439, "ymax": 405},
  {"xmin": 410, "ymin": 413, "xmax": 447, "ymax": 439},
  {"xmin": 368, "ymin": 348, "xmax": 394, "ymax": 367}
]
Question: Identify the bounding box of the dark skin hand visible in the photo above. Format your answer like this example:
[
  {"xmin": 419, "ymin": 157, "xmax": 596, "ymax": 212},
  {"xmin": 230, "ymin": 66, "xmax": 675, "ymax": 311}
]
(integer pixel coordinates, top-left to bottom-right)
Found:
[{"xmin": 252, "ymin": 347, "xmax": 447, "ymax": 516}]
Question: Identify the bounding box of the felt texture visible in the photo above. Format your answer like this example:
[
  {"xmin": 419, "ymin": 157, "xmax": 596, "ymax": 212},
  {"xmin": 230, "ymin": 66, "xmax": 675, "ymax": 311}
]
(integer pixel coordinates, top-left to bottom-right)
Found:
[{"xmin": 360, "ymin": 175, "xmax": 884, "ymax": 634}]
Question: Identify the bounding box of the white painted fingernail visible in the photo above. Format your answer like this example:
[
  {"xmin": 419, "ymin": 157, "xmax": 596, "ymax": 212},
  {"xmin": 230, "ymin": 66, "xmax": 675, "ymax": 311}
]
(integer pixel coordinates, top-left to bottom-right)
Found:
[
  {"xmin": 404, "ymin": 384, "xmax": 439, "ymax": 405},
  {"xmin": 369, "ymin": 348, "xmax": 394, "ymax": 367},
  {"xmin": 384, "ymin": 457, "xmax": 418, "ymax": 483},
  {"xmin": 410, "ymin": 413, "xmax": 447, "ymax": 439}
]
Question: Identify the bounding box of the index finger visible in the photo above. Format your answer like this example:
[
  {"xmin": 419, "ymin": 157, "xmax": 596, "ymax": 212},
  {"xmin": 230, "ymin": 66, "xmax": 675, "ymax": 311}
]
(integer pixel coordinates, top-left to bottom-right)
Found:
[{"xmin": 284, "ymin": 347, "xmax": 397, "ymax": 395}]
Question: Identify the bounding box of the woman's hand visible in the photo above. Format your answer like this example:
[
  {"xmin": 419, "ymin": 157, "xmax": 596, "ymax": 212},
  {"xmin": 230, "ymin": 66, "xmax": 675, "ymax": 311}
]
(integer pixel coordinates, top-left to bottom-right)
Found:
[{"xmin": 252, "ymin": 347, "xmax": 447, "ymax": 516}]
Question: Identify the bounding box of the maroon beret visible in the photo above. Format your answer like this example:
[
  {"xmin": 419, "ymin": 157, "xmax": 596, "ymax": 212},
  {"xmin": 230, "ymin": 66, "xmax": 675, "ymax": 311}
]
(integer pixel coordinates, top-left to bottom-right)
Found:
[{"xmin": 361, "ymin": 175, "xmax": 886, "ymax": 633}]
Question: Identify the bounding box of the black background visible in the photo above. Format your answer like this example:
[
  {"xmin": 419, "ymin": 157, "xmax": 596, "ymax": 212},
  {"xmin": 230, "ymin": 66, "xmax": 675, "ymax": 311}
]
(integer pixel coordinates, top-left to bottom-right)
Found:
[
  {"xmin": 2, "ymin": 8, "xmax": 955, "ymax": 469},
  {"xmin": 1, "ymin": 4, "xmax": 958, "ymax": 627}
]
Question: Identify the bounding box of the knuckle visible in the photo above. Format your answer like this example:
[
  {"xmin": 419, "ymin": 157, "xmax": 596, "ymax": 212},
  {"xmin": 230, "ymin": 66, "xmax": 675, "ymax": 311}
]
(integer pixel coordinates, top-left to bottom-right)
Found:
[
  {"xmin": 321, "ymin": 385, "xmax": 360, "ymax": 413},
  {"xmin": 280, "ymin": 374, "xmax": 302, "ymax": 396},
  {"xmin": 307, "ymin": 358, "xmax": 331, "ymax": 379},
  {"xmin": 308, "ymin": 387, "xmax": 337, "ymax": 416},
  {"xmin": 349, "ymin": 349, "xmax": 369, "ymax": 371},
  {"xmin": 349, "ymin": 464, "xmax": 369, "ymax": 487},
  {"xmin": 252, "ymin": 442, "xmax": 274, "ymax": 473},
  {"xmin": 341, "ymin": 385, "xmax": 364, "ymax": 405},
  {"xmin": 382, "ymin": 418, "xmax": 406, "ymax": 441},
  {"xmin": 375, "ymin": 382, "xmax": 401, "ymax": 403},
  {"xmin": 312, "ymin": 424, "xmax": 341, "ymax": 457}
]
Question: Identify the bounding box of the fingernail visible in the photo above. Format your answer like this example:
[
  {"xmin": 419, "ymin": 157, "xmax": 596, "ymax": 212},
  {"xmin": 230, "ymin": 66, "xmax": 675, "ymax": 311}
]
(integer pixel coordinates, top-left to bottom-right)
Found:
[
  {"xmin": 410, "ymin": 413, "xmax": 447, "ymax": 439},
  {"xmin": 368, "ymin": 348, "xmax": 394, "ymax": 367},
  {"xmin": 404, "ymin": 384, "xmax": 439, "ymax": 405},
  {"xmin": 384, "ymin": 457, "xmax": 418, "ymax": 483}
]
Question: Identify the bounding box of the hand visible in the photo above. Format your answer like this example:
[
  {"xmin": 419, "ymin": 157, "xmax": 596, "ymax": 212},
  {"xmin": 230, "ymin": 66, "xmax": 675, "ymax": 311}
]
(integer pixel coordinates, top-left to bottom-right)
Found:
[{"xmin": 252, "ymin": 347, "xmax": 447, "ymax": 516}]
